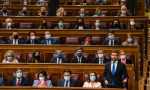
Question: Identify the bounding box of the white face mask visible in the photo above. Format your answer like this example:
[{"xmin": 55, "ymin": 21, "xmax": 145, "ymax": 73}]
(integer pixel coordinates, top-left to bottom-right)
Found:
[
  {"xmin": 98, "ymin": 54, "xmax": 103, "ymax": 58},
  {"xmin": 7, "ymin": 23, "xmax": 12, "ymax": 26},
  {"xmin": 39, "ymin": 77, "xmax": 44, "ymax": 82},
  {"xmin": 31, "ymin": 36, "xmax": 35, "ymax": 40},
  {"xmin": 120, "ymin": 55, "xmax": 126, "ymax": 59},
  {"xmin": 130, "ymin": 22, "xmax": 135, "ymax": 25}
]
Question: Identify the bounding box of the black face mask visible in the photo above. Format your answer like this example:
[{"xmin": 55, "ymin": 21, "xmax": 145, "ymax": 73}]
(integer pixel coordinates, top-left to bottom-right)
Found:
[
  {"xmin": 42, "ymin": 23, "xmax": 47, "ymax": 26},
  {"xmin": 3, "ymin": 10, "xmax": 7, "ymax": 13},
  {"xmin": 23, "ymin": 11, "xmax": 27, "ymax": 14},
  {"xmin": 42, "ymin": 12, "xmax": 46, "ymax": 15},
  {"xmin": 35, "ymin": 56, "xmax": 40, "ymax": 60},
  {"xmin": 14, "ymin": 35, "xmax": 18, "ymax": 40},
  {"xmin": 78, "ymin": 22, "xmax": 83, "ymax": 25},
  {"xmin": 83, "ymin": 0, "xmax": 87, "ymax": 3}
]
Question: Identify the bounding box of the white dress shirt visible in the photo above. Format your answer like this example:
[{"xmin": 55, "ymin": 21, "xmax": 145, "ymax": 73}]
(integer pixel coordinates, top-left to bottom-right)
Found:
[
  {"xmin": 99, "ymin": 58, "xmax": 104, "ymax": 64},
  {"xmin": 47, "ymin": 40, "xmax": 51, "ymax": 45},
  {"xmin": 79, "ymin": 26, "xmax": 83, "ymax": 29},
  {"xmin": 77, "ymin": 56, "xmax": 82, "ymax": 63},
  {"xmin": 57, "ymin": 58, "xmax": 62, "ymax": 63},
  {"xmin": 16, "ymin": 78, "xmax": 22, "ymax": 85},
  {"xmin": 109, "ymin": 40, "xmax": 114, "ymax": 45},
  {"xmin": 83, "ymin": 82, "xmax": 102, "ymax": 88},
  {"xmin": 13, "ymin": 39, "xmax": 18, "ymax": 44}
]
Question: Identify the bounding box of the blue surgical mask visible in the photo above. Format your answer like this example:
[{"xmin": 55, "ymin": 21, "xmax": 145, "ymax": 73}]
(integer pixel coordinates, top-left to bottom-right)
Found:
[
  {"xmin": 59, "ymin": 23, "xmax": 63, "ymax": 27},
  {"xmin": 95, "ymin": 23, "xmax": 100, "ymax": 27},
  {"xmin": 64, "ymin": 76, "xmax": 70, "ymax": 81},
  {"xmin": 77, "ymin": 53, "xmax": 82, "ymax": 57},
  {"xmin": 80, "ymin": 14, "xmax": 84, "ymax": 17},
  {"xmin": 5, "ymin": 1, "xmax": 9, "ymax": 5},
  {"xmin": 17, "ymin": 73, "xmax": 22, "ymax": 78},
  {"xmin": 97, "ymin": 11, "xmax": 101, "ymax": 15},
  {"xmin": 40, "ymin": 0, "xmax": 44, "ymax": 3},
  {"xmin": 90, "ymin": 76, "xmax": 96, "ymax": 82},
  {"xmin": 121, "ymin": 10, "xmax": 126, "ymax": 14},
  {"xmin": 127, "ymin": 38, "xmax": 132, "ymax": 42},
  {"xmin": 23, "ymin": 1, "xmax": 28, "ymax": 4},
  {"xmin": 46, "ymin": 34, "xmax": 51, "ymax": 39},
  {"xmin": 108, "ymin": 35, "xmax": 113, "ymax": 40},
  {"xmin": 7, "ymin": 57, "xmax": 12, "ymax": 61},
  {"xmin": 57, "ymin": 54, "xmax": 63, "ymax": 59}
]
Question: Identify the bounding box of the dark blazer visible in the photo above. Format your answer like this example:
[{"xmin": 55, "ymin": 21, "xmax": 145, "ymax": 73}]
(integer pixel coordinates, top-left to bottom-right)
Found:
[
  {"xmin": 71, "ymin": 56, "xmax": 88, "ymax": 63},
  {"xmin": 2, "ymin": 26, "xmax": 15, "ymax": 29},
  {"xmin": 8, "ymin": 77, "xmax": 30, "ymax": 86},
  {"xmin": 118, "ymin": 59, "xmax": 132, "ymax": 64},
  {"xmin": 40, "ymin": 39, "xmax": 58, "ymax": 44},
  {"xmin": 57, "ymin": 79, "xmax": 78, "ymax": 87},
  {"xmin": 103, "ymin": 61, "xmax": 129, "ymax": 88},
  {"xmin": 92, "ymin": 26, "xmax": 104, "ymax": 29},
  {"xmin": 55, "ymin": 26, "xmax": 66, "ymax": 29},
  {"xmin": 7, "ymin": 39, "xmax": 24, "ymax": 44},
  {"xmin": 81, "ymin": 41, "xmax": 96, "ymax": 45},
  {"xmin": 25, "ymin": 39, "xmax": 40, "ymax": 44},
  {"xmin": 103, "ymin": 39, "xmax": 121, "ymax": 45},
  {"xmin": 117, "ymin": 12, "xmax": 132, "ymax": 16},
  {"xmin": 50, "ymin": 57, "xmax": 68, "ymax": 63},
  {"xmin": 74, "ymin": 25, "xmax": 89, "ymax": 29},
  {"xmin": 0, "ymin": 12, "xmax": 12, "ymax": 16},
  {"xmin": 92, "ymin": 57, "xmax": 110, "ymax": 64}
]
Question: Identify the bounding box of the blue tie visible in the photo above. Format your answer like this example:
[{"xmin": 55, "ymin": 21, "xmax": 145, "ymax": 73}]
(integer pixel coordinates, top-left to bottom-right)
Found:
[{"xmin": 112, "ymin": 62, "xmax": 115, "ymax": 85}]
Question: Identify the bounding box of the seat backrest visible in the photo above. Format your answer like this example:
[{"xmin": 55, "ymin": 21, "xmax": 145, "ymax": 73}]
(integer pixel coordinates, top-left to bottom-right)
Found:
[
  {"xmin": 2, "ymin": 22, "xmax": 15, "ymax": 27},
  {"xmin": 20, "ymin": 23, "xmax": 33, "ymax": 29},
  {"xmin": 120, "ymin": 22, "xmax": 127, "ymax": 29},
  {"xmin": 14, "ymin": 53, "xmax": 22, "ymax": 63},
  {"xmin": 64, "ymin": 23, "xmax": 70, "ymax": 29},
  {"xmin": 100, "ymin": 22, "xmax": 107, "ymax": 29},
  {"xmin": 101, "ymin": 11, "xmax": 108, "ymax": 16},
  {"xmin": 92, "ymin": 36, "xmax": 102, "ymax": 45},
  {"xmin": 78, "ymin": 11, "xmax": 90, "ymax": 16},
  {"xmin": 47, "ymin": 22, "xmax": 52, "ymax": 29},
  {"xmin": 134, "ymin": 37, "xmax": 140, "ymax": 45},
  {"xmin": 0, "ymin": 10, "xmax": 12, "ymax": 13},
  {"xmin": 65, "ymin": 37, "xmax": 79, "ymax": 44},
  {"xmin": 13, "ymin": 72, "xmax": 30, "ymax": 79},
  {"xmin": 0, "ymin": 36, "xmax": 5, "ymax": 41},
  {"xmin": 84, "ymin": 22, "xmax": 91, "ymax": 29}
]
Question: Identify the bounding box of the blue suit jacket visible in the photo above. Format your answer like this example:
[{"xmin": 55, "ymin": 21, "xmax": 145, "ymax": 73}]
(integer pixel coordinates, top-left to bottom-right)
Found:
[
  {"xmin": 32, "ymin": 80, "xmax": 52, "ymax": 87},
  {"xmin": 0, "ymin": 12, "xmax": 12, "ymax": 16},
  {"xmin": 8, "ymin": 77, "xmax": 30, "ymax": 86},
  {"xmin": 7, "ymin": 39, "xmax": 24, "ymax": 44},
  {"xmin": 103, "ymin": 61, "xmax": 129, "ymax": 88},
  {"xmin": 103, "ymin": 39, "xmax": 121, "ymax": 45},
  {"xmin": 57, "ymin": 79, "xmax": 78, "ymax": 87},
  {"xmin": 40, "ymin": 39, "xmax": 58, "ymax": 44},
  {"xmin": 50, "ymin": 57, "xmax": 68, "ymax": 63},
  {"xmin": 0, "ymin": 77, "xmax": 4, "ymax": 86},
  {"xmin": 36, "ymin": 2, "xmax": 48, "ymax": 5}
]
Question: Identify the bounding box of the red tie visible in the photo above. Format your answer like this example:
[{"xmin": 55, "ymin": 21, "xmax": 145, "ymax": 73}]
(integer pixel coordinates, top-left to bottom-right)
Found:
[{"xmin": 17, "ymin": 79, "xmax": 20, "ymax": 86}]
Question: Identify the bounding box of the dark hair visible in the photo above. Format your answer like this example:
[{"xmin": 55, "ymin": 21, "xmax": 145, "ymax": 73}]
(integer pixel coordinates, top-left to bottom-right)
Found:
[
  {"xmin": 37, "ymin": 70, "xmax": 47, "ymax": 79},
  {"xmin": 58, "ymin": 18, "xmax": 64, "ymax": 22},
  {"xmin": 28, "ymin": 30, "xmax": 36, "ymax": 36},
  {"xmin": 76, "ymin": 18, "xmax": 85, "ymax": 27},
  {"xmin": 40, "ymin": 19, "xmax": 47, "ymax": 29},
  {"xmin": 32, "ymin": 49, "xmax": 40, "ymax": 59},
  {"xmin": 110, "ymin": 19, "xmax": 121, "ymax": 29},
  {"xmin": 76, "ymin": 47, "xmax": 84, "ymax": 52},
  {"xmin": 84, "ymin": 34, "xmax": 92, "ymax": 40},
  {"xmin": 16, "ymin": 68, "xmax": 22, "ymax": 73},
  {"xmin": 87, "ymin": 71, "xmax": 98, "ymax": 83},
  {"xmin": 2, "ymin": 5, "xmax": 7, "ymax": 9},
  {"xmin": 111, "ymin": 50, "xmax": 119, "ymax": 55},
  {"xmin": 107, "ymin": 30, "xmax": 114, "ymax": 35},
  {"xmin": 55, "ymin": 48, "xmax": 62, "ymax": 54},
  {"xmin": 64, "ymin": 69, "xmax": 72, "ymax": 75}
]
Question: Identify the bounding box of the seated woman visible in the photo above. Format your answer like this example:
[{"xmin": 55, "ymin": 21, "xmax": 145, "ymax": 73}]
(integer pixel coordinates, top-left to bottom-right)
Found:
[
  {"xmin": 78, "ymin": 8, "xmax": 87, "ymax": 17},
  {"xmin": 122, "ymin": 33, "xmax": 138, "ymax": 46},
  {"xmin": 22, "ymin": 0, "xmax": 29, "ymax": 5},
  {"xmin": 56, "ymin": 7, "xmax": 66, "ymax": 16},
  {"xmin": 65, "ymin": 0, "xmax": 73, "ymax": 5},
  {"xmin": 110, "ymin": 19, "xmax": 121, "ymax": 30},
  {"xmin": 4, "ymin": 0, "xmax": 11, "ymax": 5},
  {"xmin": 33, "ymin": 70, "xmax": 53, "ymax": 87},
  {"xmin": 18, "ymin": 7, "xmax": 30, "ymax": 16},
  {"xmin": 39, "ymin": 19, "xmax": 48, "ymax": 29},
  {"xmin": 74, "ymin": 18, "xmax": 88, "ymax": 29},
  {"xmin": 38, "ymin": 7, "xmax": 48, "ymax": 16},
  {"xmin": 83, "ymin": 71, "xmax": 102, "ymax": 88},
  {"xmin": 94, "ymin": 8, "xmax": 104, "ymax": 16},
  {"xmin": 2, "ymin": 50, "xmax": 19, "ymax": 63},
  {"xmin": 81, "ymin": 34, "xmax": 96, "ymax": 45},
  {"xmin": 28, "ymin": 50, "xmax": 44, "ymax": 63},
  {"xmin": 92, "ymin": 20, "xmax": 103, "ymax": 30},
  {"xmin": 128, "ymin": 19, "xmax": 140, "ymax": 30},
  {"xmin": 118, "ymin": 50, "xmax": 132, "ymax": 64}
]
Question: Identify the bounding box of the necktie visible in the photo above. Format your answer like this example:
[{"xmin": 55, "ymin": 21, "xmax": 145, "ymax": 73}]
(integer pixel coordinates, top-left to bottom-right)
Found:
[
  {"xmin": 65, "ymin": 81, "xmax": 68, "ymax": 87},
  {"xmin": 14, "ymin": 40, "xmax": 16, "ymax": 44},
  {"xmin": 17, "ymin": 79, "xmax": 20, "ymax": 86},
  {"xmin": 112, "ymin": 62, "xmax": 115, "ymax": 85},
  {"xmin": 111, "ymin": 40, "xmax": 113, "ymax": 45},
  {"xmin": 99, "ymin": 59, "xmax": 103, "ymax": 64},
  {"xmin": 58, "ymin": 59, "xmax": 61, "ymax": 63},
  {"xmin": 78, "ymin": 58, "xmax": 81, "ymax": 63}
]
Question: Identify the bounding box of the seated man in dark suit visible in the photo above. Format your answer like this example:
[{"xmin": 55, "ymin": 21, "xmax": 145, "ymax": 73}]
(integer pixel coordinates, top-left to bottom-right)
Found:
[
  {"xmin": 81, "ymin": 34, "xmax": 96, "ymax": 45},
  {"xmin": 57, "ymin": 69, "xmax": 78, "ymax": 87},
  {"xmin": 92, "ymin": 48, "xmax": 110, "ymax": 64},
  {"xmin": 41, "ymin": 31, "xmax": 58, "ymax": 45},
  {"xmin": 0, "ymin": 77, "xmax": 4, "ymax": 86},
  {"xmin": 18, "ymin": 7, "xmax": 30, "ymax": 16},
  {"xmin": 25, "ymin": 31, "xmax": 40, "ymax": 44},
  {"xmin": 103, "ymin": 30, "xmax": 121, "ymax": 45},
  {"xmin": 103, "ymin": 50, "xmax": 129, "ymax": 88},
  {"xmin": 0, "ymin": 6, "xmax": 12, "ymax": 16},
  {"xmin": 7, "ymin": 31, "xmax": 24, "ymax": 44},
  {"xmin": 118, "ymin": 50, "xmax": 132, "ymax": 64},
  {"xmin": 54, "ymin": 18, "xmax": 66, "ymax": 29},
  {"xmin": 50, "ymin": 48, "xmax": 68, "ymax": 63},
  {"xmin": 2, "ymin": 18, "xmax": 15, "ymax": 29},
  {"xmin": 8, "ymin": 68, "xmax": 30, "ymax": 86},
  {"xmin": 71, "ymin": 47, "xmax": 88, "ymax": 63}
]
